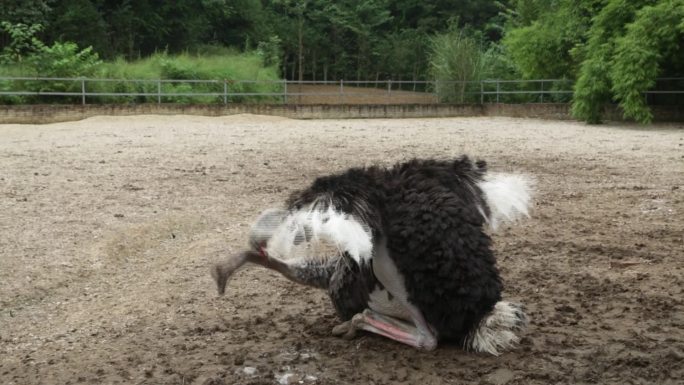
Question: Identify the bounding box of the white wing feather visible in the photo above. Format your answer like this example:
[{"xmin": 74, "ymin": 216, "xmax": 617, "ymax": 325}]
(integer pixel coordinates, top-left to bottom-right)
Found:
[{"xmin": 261, "ymin": 204, "xmax": 373, "ymax": 264}]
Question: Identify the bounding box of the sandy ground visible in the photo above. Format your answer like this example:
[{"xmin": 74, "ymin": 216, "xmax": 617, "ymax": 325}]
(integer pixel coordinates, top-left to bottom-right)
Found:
[{"xmin": 0, "ymin": 115, "xmax": 682, "ymax": 385}]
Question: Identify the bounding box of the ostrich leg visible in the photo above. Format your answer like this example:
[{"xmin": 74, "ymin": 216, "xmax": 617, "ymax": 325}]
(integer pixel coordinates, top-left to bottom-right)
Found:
[{"xmin": 331, "ymin": 239, "xmax": 438, "ymax": 350}]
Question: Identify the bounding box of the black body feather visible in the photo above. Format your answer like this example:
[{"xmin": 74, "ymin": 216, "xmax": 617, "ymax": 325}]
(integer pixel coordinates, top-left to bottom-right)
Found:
[{"xmin": 286, "ymin": 156, "xmax": 502, "ymax": 343}]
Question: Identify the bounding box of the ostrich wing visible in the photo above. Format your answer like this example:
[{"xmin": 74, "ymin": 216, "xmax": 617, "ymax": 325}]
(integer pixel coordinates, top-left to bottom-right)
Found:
[{"xmin": 259, "ymin": 204, "xmax": 374, "ymax": 265}]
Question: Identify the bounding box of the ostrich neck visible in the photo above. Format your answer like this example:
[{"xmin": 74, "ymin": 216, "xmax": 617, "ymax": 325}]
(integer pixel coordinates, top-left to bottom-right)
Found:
[{"xmin": 253, "ymin": 253, "xmax": 337, "ymax": 289}]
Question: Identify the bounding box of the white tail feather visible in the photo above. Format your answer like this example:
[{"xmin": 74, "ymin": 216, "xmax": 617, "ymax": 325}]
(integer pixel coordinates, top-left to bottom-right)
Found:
[
  {"xmin": 466, "ymin": 301, "xmax": 528, "ymax": 356},
  {"xmin": 477, "ymin": 173, "xmax": 534, "ymax": 231}
]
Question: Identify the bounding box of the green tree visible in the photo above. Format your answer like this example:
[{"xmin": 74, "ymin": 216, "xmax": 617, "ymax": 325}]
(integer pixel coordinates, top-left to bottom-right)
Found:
[
  {"xmin": 502, "ymin": 0, "xmax": 603, "ymax": 79},
  {"xmin": 571, "ymin": 0, "xmax": 649, "ymax": 123},
  {"xmin": 327, "ymin": 0, "xmax": 393, "ymax": 79},
  {"xmin": 569, "ymin": 0, "xmax": 684, "ymax": 123},
  {"xmin": 0, "ymin": 0, "xmax": 51, "ymax": 25},
  {"xmin": 0, "ymin": 22, "xmax": 45, "ymax": 63},
  {"xmin": 0, "ymin": 0, "xmax": 50, "ymax": 57},
  {"xmin": 266, "ymin": 0, "xmax": 315, "ymax": 81},
  {"xmin": 206, "ymin": 0, "xmax": 271, "ymax": 49},
  {"xmin": 104, "ymin": 0, "xmax": 142, "ymax": 59},
  {"xmin": 479, "ymin": 43, "xmax": 519, "ymax": 80},
  {"xmin": 45, "ymin": 0, "xmax": 110, "ymax": 57},
  {"xmin": 256, "ymin": 35, "xmax": 283, "ymax": 67},
  {"xmin": 389, "ymin": 1, "xmax": 501, "ymax": 31},
  {"xmin": 609, "ymin": 0, "xmax": 684, "ymax": 123},
  {"xmin": 377, "ymin": 29, "xmax": 429, "ymax": 81}
]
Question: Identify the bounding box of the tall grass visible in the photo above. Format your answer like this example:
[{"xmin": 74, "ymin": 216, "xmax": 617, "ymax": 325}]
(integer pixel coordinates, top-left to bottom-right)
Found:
[
  {"xmin": 429, "ymin": 29, "xmax": 483, "ymax": 103},
  {"xmin": 0, "ymin": 48, "xmax": 284, "ymax": 104},
  {"xmin": 98, "ymin": 49, "xmax": 277, "ymax": 80}
]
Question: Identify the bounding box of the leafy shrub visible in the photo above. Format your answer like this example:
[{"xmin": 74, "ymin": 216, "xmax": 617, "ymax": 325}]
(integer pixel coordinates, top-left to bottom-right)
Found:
[
  {"xmin": 479, "ymin": 44, "xmax": 519, "ymax": 81},
  {"xmin": 0, "ymin": 78, "xmax": 25, "ymax": 104},
  {"xmin": 0, "ymin": 22, "xmax": 45, "ymax": 64},
  {"xmin": 29, "ymin": 42, "xmax": 102, "ymax": 78},
  {"xmin": 160, "ymin": 58, "xmax": 201, "ymax": 80}
]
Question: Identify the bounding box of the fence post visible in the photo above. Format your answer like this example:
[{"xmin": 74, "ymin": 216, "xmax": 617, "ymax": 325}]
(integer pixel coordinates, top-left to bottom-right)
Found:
[
  {"xmin": 340, "ymin": 79, "xmax": 344, "ymax": 104},
  {"xmin": 480, "ymin": 81, "xmax": 484, "ymax": 104},
  {"xmin": 157, "ymin": 80, "xmax": 161, "ymax": 104},
  {"xmin": 540, "ymin": 81, "xmax": 544, "ymax": 103},
  {"xmin": 496, "ymin": 80, "xmax": 500, "ymax": 103},
  {"xmin": 387, "ymin": 80, "xmax": 392, "ymax": 103},
  {"xmin": 81, "ymin": 78, "xmax": 86, "ymax": 105},
  {"xmin": 283, "ymin": 80, "xmax": 288, "ymax": 104},
  {"xmin": 223, "ymin": 80, "xmax": 227, "ymax": 104}
]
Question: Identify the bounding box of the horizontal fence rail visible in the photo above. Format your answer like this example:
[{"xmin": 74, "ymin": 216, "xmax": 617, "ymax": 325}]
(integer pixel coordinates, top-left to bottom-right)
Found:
[{"xmin": 0, "ymin": 77, "xmax": 682, "ymax": 105}]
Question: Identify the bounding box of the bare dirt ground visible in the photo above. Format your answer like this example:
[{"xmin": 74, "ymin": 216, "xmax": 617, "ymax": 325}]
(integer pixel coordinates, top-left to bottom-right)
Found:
[{"xmin": 1, "ymin": 115, "xmax": 682, "ymax": 385}]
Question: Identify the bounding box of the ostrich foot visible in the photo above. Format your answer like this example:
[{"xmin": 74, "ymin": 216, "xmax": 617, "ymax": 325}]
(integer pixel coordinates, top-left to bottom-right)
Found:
[
  {"xmin": 332, "ymin": 309, "xmax": 437, "ymax": 350},
  {"xmin": 331, "ymin": 320, "xmax": 357, "ymax": 339}
]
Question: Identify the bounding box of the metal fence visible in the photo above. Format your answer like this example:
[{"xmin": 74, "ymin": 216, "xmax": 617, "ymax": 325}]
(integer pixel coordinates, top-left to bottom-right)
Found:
[{"xmin": 0, "ymin": 76, "xmax": 682, "ymax": 105}]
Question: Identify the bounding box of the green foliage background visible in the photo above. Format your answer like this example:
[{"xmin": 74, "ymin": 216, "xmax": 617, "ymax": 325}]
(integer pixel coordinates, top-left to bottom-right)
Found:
[{"xmin": 0, "ymin": 0, "xmax": 682, "ymax": 122}]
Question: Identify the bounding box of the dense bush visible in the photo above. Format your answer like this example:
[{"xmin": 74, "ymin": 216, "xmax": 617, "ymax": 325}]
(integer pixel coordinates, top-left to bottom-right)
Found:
[
  {"xmin": 608, "ymin": 1, "xmax": 684, "ymax": 123},
  {"xmin": 570, "ymin": 0, "xmax": 650, "ymax": 124}
]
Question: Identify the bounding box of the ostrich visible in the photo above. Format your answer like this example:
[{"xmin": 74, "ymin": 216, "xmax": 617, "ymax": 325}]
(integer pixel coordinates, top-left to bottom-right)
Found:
[{"xmin": 212, "ymin": 156, "xmax": 532, "ymax": 354}]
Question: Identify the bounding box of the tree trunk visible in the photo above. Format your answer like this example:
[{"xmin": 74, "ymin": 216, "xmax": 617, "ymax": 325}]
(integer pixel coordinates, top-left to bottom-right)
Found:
[
  {"xmin": 357, "ymin": 52, "xmax": 361, "ymax": 81},
  {"xmin": 282, "ymin": 53, "xmax": 288, "ymax": 79},
  {"xmin": 127, "ymin": 32, "xmax": 134, "ymax": 60},
  {"xmin": 312, "ymin": 50, "xmax": 316, "ymax": 82},
  {"xmin": 298, "ymin": 15, "xmax": 304, "ymax": 83}
]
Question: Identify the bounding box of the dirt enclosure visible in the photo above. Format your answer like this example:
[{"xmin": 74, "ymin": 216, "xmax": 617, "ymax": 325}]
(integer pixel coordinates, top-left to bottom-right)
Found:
[{"xmin": 1, "ymin": 115, "xmax": 682, "ymax": 385}]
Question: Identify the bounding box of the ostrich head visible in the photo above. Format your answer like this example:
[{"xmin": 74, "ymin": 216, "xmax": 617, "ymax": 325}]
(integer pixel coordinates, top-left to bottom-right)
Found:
[
  {"xmin": 212, "ymin": 208, "xmax": 288, "ymax": 295},
  {"xmin": 248, "ymin": 208, "xmax": 289, "ymax": 251}
]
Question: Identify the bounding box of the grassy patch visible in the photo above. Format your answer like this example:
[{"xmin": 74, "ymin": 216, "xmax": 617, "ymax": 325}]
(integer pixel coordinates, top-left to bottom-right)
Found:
[{"xmin": 0, "ymin": 49, "xmax": 284, "ymax": 104}]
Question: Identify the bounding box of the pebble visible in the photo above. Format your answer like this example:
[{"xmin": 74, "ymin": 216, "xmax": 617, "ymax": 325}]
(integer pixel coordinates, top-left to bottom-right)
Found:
[
  {"xmin": 486, "ymin": 368, "xmax": 515, "ymax": 385},
  {"xmin": 242, "ymin": 366, "xmax": 257, "ymax": 376},
  {"xmin": 276, "ymin": 373, "xmax": 295, "ymax": 384}
]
